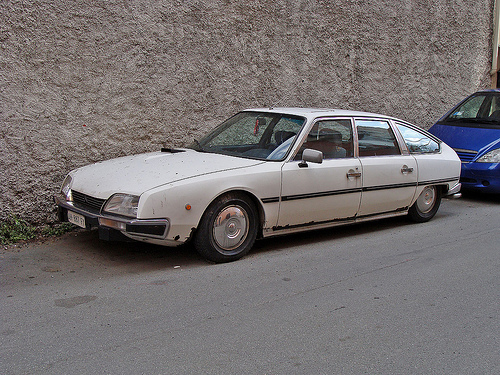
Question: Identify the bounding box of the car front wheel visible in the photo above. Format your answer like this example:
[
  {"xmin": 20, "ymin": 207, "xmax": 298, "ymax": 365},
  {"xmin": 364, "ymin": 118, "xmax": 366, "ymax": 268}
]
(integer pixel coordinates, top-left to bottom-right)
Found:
[
  {"xmin": 408, "ymin": 185, "xmax": 441, "ymax": 223},
  {"xmin": 194, "ymin": 193, "xmax": 259, "ymax": 263}
]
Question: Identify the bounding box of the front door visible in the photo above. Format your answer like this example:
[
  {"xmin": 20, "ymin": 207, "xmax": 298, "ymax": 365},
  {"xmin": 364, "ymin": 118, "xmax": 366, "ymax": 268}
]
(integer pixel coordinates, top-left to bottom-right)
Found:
[{"xmin": 277, "ymin": 118, "xmax": 362, "ymax": 228}]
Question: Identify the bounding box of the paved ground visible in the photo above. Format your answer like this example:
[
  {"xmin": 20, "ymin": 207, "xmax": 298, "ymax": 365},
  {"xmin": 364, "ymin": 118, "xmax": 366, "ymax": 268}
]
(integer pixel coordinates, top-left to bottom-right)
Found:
[{"xmin": 1, "ymin": 193, "xmax": 499, "ymax": 374}]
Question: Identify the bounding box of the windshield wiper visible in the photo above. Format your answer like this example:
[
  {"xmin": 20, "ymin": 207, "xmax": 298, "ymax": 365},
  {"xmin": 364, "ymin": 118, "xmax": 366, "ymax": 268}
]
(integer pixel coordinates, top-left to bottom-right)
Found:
[{"xmin": 190, "ymin": 139, "xmax": 205, "ymax": 152}]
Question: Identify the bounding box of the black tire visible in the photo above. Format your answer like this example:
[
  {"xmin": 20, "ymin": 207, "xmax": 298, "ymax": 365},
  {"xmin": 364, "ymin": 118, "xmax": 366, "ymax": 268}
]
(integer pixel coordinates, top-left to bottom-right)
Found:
[
  {"xmin": 194, "ymin": 193, "xmax": 259, "ymax": 263},
  {"xmin": 408, "ymin": 185, "xmax": 441, "ymax": 223}
]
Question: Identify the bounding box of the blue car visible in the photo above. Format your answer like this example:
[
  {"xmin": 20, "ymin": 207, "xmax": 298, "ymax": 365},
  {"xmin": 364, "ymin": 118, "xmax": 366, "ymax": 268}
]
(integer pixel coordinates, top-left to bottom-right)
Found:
[{"xmin": 429, "ymin": 89, "xmax": 500, "ymax": 194}]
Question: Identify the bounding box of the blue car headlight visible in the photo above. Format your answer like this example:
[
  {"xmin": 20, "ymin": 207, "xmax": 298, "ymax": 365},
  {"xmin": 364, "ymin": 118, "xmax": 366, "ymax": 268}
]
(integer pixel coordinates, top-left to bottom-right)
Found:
[
  {"xmin": 103, "ymin": 194, "xmax": 140, "ymax": 218},
  {"xmin": 476, "ymin": 148, "xmax": 500, "ymax": 163}
]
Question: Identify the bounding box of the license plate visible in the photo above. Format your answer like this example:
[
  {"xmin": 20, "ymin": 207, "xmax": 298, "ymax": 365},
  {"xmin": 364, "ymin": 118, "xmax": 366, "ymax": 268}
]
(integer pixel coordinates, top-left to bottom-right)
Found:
[{"xmin": 68, "ymin": 211, "xmax": 86, "ymax": 228}]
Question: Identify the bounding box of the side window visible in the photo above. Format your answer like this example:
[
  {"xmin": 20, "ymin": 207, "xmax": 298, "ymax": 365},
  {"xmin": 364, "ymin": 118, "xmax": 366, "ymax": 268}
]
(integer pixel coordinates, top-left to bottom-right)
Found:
[
  {"xmin": 490, "ymin": 95, "xmax": 500, "ymax": 117},
  {"xmin": 295, "ymin": 119, "xmax": 353, "ymax": 160},
  {"xmin": 356, "ymin": 119, "xmax": 400, "ymax": 157},
  {"xmin": 396, "ymin": 123, "xmax": 440, "ymax": 154}
]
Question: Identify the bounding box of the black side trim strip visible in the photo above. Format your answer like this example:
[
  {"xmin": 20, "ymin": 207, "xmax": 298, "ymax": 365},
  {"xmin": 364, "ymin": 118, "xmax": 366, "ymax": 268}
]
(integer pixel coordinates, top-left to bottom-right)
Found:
[
  {"xmin": 282, "ymin": 188, "xmax": 362, "ymax": 202},
  {"xmin": 261, "ymin": 197, "xmax": 280, "ymax": 203},
  {"xmin": 262, "ymin": 178, "xmax": 457, "ymax": 204},
  {"xmin": 280, "ymin": 182, "xmax": 416, "ymax": 203},
  {"xmin": 362, "ymin": 182, "xmax": 417, "ymax": 192},
  {"xmin": 418, "ymin": 178, "xmax": 457, "ymax": 186}
]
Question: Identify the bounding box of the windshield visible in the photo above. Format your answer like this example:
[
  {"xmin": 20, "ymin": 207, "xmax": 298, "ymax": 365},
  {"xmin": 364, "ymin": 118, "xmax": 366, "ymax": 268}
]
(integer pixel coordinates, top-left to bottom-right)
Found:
[
  {"xmin": 442, "ymin": 93, "xmax": 500, "ymax": 128},
  {"xmin": 189, "ymin": 111, "xmax": 306, "ymax": 160}
]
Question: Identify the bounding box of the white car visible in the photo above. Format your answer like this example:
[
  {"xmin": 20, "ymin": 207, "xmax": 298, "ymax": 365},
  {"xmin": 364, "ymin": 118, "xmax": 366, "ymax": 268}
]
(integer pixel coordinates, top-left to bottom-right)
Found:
[{"xmin": 55, "ymin": 108, "xmax": 461, "ymax": 262}]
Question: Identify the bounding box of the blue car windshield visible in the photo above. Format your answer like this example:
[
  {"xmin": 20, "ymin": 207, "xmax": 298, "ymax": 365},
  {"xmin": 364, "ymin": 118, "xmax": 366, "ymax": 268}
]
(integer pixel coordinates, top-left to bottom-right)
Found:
[
  {"xmin": 188, "ymin": 111, "xmax": 306, "ymax": 161},
  {"xmin": 442, "ymin": 93, "xmax": 500, "ymax": 128}
]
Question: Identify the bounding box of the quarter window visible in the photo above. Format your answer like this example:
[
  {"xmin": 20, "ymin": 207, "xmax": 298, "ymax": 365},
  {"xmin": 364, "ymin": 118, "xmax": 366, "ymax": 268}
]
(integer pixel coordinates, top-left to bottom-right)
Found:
[
  {"xmin": 356, "ymin": 119, "xmax": 400, "ymax": 156},
  {"xmin": 396, "ymin": 123, "xmax": 440, "ymax": 154}
]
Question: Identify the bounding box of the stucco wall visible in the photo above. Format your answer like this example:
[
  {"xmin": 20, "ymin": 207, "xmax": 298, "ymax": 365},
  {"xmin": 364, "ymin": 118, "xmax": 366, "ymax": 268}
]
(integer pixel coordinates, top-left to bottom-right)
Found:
[{"xmin": 0, "ymin": 0, "xmax": 494, "ymax": 224}]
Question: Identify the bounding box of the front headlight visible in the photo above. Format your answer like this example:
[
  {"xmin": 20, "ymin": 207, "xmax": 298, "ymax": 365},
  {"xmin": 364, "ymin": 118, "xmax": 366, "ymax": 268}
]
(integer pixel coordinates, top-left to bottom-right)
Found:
[
  {"xmin": 61, "ymin": 175, "xmax": 73, "ymax": 201},
  {"xmin": 103, "ymin": 194, "xmax": 140, "ymax": 217},
  {"xmin": 476, "ymin": 148, "xmax": 500, "ymax": 163}
]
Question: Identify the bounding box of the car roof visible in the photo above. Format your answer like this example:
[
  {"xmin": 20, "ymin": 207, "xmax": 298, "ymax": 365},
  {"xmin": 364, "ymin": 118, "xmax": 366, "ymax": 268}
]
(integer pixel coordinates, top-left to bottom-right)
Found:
[
  {"xmin": 244, "ymin": 107, "xmax": 400, "ymax": 121},
  {"xmin": 474, "ymin": 89, "xmax": 500, "ymax": 94}
]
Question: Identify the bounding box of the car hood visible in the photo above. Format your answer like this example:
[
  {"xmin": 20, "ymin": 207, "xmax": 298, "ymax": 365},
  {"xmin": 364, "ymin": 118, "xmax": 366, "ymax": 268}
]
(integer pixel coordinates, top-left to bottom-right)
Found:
[
  {"xmin": 69, "ymin": 149, "xmax": 265, "ymax": 199},
  {"xmin": 429, "ymin": 123, "xmax": 500, "ymax": 154}
]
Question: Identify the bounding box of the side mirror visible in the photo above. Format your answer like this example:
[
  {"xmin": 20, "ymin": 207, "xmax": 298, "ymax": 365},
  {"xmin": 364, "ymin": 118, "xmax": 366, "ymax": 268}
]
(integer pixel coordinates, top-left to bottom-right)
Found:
[{"xmin": 299, "ymin": 148, "xmax": 323, "ymax": 167}]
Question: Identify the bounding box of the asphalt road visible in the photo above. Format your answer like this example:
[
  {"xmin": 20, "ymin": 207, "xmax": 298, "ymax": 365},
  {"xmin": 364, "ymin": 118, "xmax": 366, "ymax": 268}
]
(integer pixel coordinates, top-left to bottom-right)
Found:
[{"xmin": 1, "ymin": 194, "xmax": 499, "ymax": 375}]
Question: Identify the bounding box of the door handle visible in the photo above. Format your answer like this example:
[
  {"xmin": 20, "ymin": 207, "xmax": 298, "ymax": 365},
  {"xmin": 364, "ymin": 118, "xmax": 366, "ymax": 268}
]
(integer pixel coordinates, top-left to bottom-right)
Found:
[
  {"xmin": 401, "ymin": 165, "xmax": 414, "ymax": 174},
  {"xmin": 347, "ymin": 168, "xmax": 361, "ymax": 178}
]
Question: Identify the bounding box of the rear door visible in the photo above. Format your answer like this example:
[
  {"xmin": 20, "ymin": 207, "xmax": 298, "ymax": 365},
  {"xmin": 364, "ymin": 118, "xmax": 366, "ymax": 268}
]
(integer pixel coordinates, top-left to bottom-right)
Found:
[{"xmin": 356, "ymin": 118, "xmax": 417, "ymax": 216}]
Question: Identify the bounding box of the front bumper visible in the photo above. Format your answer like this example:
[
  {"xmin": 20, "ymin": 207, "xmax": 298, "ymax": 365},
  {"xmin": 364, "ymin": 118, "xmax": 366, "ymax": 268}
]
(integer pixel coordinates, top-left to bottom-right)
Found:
[
  {"xmin": 54, "ymin": 193, "xmax": 170, "ymax": 241},
  {"xmin": 460, "ymin": 162, "xmax": 500, "ymax": 193}
]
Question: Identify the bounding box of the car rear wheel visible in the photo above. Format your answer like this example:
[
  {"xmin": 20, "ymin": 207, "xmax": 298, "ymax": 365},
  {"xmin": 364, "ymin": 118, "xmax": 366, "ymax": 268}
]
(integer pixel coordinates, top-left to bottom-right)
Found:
[
  {"xmin": 194, "ymin": 193, "xmax": 259, "ymax": 263},
  {"xmin": 408, "ymin": 185, "xmax": 441, "ymax": 222}
]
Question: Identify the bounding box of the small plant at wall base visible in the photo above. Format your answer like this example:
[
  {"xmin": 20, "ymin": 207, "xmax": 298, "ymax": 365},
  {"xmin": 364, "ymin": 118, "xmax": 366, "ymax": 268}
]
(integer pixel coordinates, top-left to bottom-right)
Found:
[
  {"xmin": 41, "ymin": 222, "xmax": 74, "ymax": 237},
  {"xmin": 0, "ymin": 215, "xmax": 74, "ymax": 245},
  {"xmin": 0, "ymin": 215, "xmax": 36, "ymax": 245}
]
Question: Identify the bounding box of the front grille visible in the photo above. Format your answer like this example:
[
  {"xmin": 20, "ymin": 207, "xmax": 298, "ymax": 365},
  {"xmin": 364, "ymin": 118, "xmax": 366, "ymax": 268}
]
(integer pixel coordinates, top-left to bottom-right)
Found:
[
  {"xmin": 72, "ymin": 190, "xmax": 106, "ymax": 213},
  {"xmin": 454, "ymin": 148, "xmax": 477, "ymax": 163}
]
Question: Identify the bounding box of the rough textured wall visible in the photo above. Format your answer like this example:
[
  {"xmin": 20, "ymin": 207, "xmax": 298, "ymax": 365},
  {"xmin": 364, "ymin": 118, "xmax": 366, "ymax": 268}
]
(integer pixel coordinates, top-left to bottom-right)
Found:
[{"xmin": 0, "ymin": 0, "xmax": 494, "ymax": 224}]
